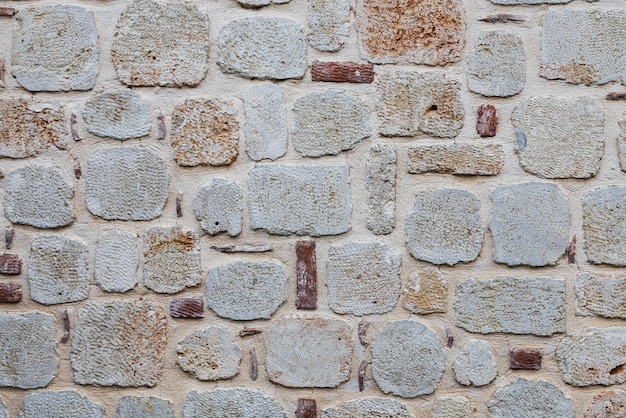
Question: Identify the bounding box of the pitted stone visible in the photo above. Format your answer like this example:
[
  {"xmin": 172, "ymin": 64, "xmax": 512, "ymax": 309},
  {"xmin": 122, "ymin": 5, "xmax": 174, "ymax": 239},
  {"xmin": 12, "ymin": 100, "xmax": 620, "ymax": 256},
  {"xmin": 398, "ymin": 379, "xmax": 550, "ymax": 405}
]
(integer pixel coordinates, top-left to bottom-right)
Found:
[
  {"xmin": 177, "ymin": 327, "xmax": 241, "ymax": 381},
  {"xmin": 265, "ymin": 316, "xmax": 353, "ymax": 388},
  {"xmin": 194, "ymin": 179, "xmax": 242, "ymax": 236},
  {"xmin": 372, "ymin": 320, "xmax": 445, "ymax": 398},
  {"xmin": 183, "ymin": 389, "xmax": 285, "ymax": 418},
  {"xmin": 71, "ymin": 300, "xmax": 168, "ymax": 387},
  {"xmin": 432, "ymin": 397, "xmax": 471, "ymax": 418},
  {"xmin": 487, "ymin": 379, "xmax": 574, "ymax": 417},
  {"xmin": 20, "ymin": 391, "xmax": 103, "ymax": 418},
  {"xmin": 118, "ymin": 396, "xmax": 174, "ymax": 418},
  {"xmin": 0, "ymin": 397, "xmax": 5, "ymax": 418},
  {"xmin": 320, "ymin": 397, "xmax": 415, "ymax": 418},
  {"xmin": 244, "ymin": 84, "xmax": 287, "ymax": 161},
  {"xmin": 453, "ymin": 339, "xmax": 497, "ymax": 386},
  {"xmin": 207, "ymin": 261, "xmax": 286, "ymax": 320},
  {"xmin": 94, "ymin": 229, "xmax": 138, "ymax": 293},
  {"xmin": 407, "ymin": 143, "xmax": 503, "ymax": 176},
  {"xmin": 584, "ymin": 391, "xmax": 626, "ymax": 418},
  {"xmin": 406, "ymin": 188, "xmax": 483, "ymax": 266},
  {"xmin": 217, "ymin": 18, "xmax": 307, "ymax": 80},
  {"xmin": 83, "ymin": 89, "xmax": 151, "ymax": 140},
  {"xmin": 4, "ymin": 165, "xmax": 74, "ymax": 229},
  {"xmin": 576, "ymin": 272, "xmax": 626, "ymax": 319},
  {"xmin": 308, "ymin": 0, "xmax": 349, "ymax": 52},
  {"xmin": 366, "ymin": 144, "xmax": 396, "ymax": 235},
  {"xmin": 402, "ymin": 267, "xmax": 448, "ymax": 314},
  {"xmin": 583, "ymin": 186, "xmax": 626, "ymax": 266},
  {"xmin": 292, "ymin": 90, "xmax": 370, "ymax": 157}
]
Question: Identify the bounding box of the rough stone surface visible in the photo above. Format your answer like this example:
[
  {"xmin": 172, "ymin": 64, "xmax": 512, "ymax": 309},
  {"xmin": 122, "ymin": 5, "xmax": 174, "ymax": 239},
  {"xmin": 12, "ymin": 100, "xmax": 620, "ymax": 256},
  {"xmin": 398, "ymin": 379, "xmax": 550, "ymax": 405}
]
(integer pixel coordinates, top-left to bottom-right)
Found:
[
  {"xmin": 308, "ymin": 0, "xmax": 349, "ymax": 52},
  {"xmin": 320, "ymin": 397, "xmax": 415, "ymax": 418},
  {"xmin": 0, "ymin": 397, "xmax": 5, "ymax": 418},
  {"xmin": 4, "ymin": 165, "xmax": 74, "ymax": 229},
  {"xmin": 584, "ymin": 391, "xmax": 626, "ymax": 418},
  {"xmin": 94, "ymin": 229, "xmax": 138, "ymax": 293},
  {"xmin": 326, "ymin": 241, "xmax": 401, "ymax": 315},
  {"xmin": 0, "ymin": 312, "xmax": 57, "ymax": 389},
  {"xmin": 372, "ymin": 320, "xmax": 445, "ymax": 398},
  {"xmin": 20, "ymin": 391, "xmax": 103, "ymax": 418},
  {"xmin": 487, "ymin": 379, "xmax": 574, "ymax": 417},
  {"xmin": 512, "ymin": 96, "xmax": 604, "ymax": 179},
  {"xmin": 118, "ymin": 396, "xmax": 174, "ymax": 418},
  {"xmin": 85, "ymin": 147, "xmax": 168, "ymax": 220},
  {"xmin": 207, "ymin": 261, "xmax": 286, "ymax": 320},
  {"xmin": 454, "ymin": 277, "xmax": 566, "ymax": 336},
  {"xmin": 248, "ymin": 165, "xmax": 351, "ymax": 236},
  {"xmin": 244, "ymin": 84, "xmax": 287, "ymax": 161},
  {"xmin": 237, "ymin": 0, "xmax": 289, "ymax": 8},
  {"xmin": 618, "ymin": 113, "xmax": 626, "ymax": 173},
  {"xmin": 28, "ymin": 235, "xmax": 89, "ymax": 305},
  {"xmin": 217, "ymin": 18, "xmax": 307, "ymax": 80},
  {"xmin": 356, "ymin": 0, "xmax": 465, "ymax": 65},
  {"xmin": 402, "ymin": 267, "xmax": 448, "ymax": 314},
  {"xmin": 183, "ymin": 389, "xmax": 285, "ymax": 418},
  {"xmin": 576, "ymin": 272, "xmax": 626, "ymax": 319},
  {"xmin": 143, "ymin": 226, "xmax": 201, "ymax": 294},
  {"xmin": 490, "ymin": 182, "xmax": 569, "ymax": 266},
  {"xmin": 177, "ymin": 327, "xmax": 241, "ymax": 381},
  {"xmin": 12, "ymin": 6, "xmax": 98, "ymax": 91},
  {"xmin": 583, "ymin": 187, "xmax": 626, "ymax": 266},
  {"xmin": 0, "ymin": 99, "xmax": 67, "ymax": 158},
  {"xmin": 71, "ymin": 300, "xmax": 168, "ymax": 387},
  {"xmin": 453, "ymin": 339, "xmax": 497, "ymax": 386},
  {"xmin": 112, "ymin": 0, "xmax": 210, "ymax": 87},
  {"xmin": 377, "ymin": 71, "xmax": 464, "ymax": 138},
  {"xmin": 265, "ymin": 316, "xmax": 353, "ymax": 388},
  {"xmin": 406, "ymin": 188, "xmax": 484, "ymax": 265},
  {"xmin": 194, "ymin": 179, "xmax": 242, "ymax": 236},
  {"xmin": 407, "ymin": 143, "xmax": 503, "ymax": 175},
  {"xmin": 468, "ymin": 31, "xmax": 525, "ymax": 97},
  {"xmin": 292, "ymin": 90, "xmax": 370, "ymax": 157},
  {"xmin": 432, "ymin": 397, "xmax": 471, "ymax": 418},
  {"xmin": 83, "ymin": 89, "xmax": 151, "ymax": 140},
  {"xmin": 366, "ymin": 144, "xmax": 396, "ymax": 235},
  {"xmin": 490, "ymin": 0, "xmax": 569, "ymax": 3}
]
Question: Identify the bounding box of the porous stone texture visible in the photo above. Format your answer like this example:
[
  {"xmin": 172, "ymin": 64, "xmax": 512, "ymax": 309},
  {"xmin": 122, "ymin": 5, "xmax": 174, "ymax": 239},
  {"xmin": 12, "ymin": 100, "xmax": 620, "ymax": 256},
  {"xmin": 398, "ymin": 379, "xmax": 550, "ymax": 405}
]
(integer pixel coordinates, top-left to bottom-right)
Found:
[
  {"xmin": 194, "ymin": 179, "xmax": 242, "ymax": 236},
  {"xmin": 487, "ymin": 379, "xmax": 574, "ymax": 418},
  {"xmin": 28, "ymin": 235, "xmax": 89, "ymax": 305},
  {"xmin": 490, "ymin": 182, "xmax": 569, "ymax": 266},
  {"xmin": 292, "ymin": 90, "xmax": 370, "ymax": 157},
  {"xmin": 320, "ymin": 397, "xmax": 415, "ymax": 418},
  {"xmin": 583, "ymin": 186, "xmax": 626, "ymax": 266},
  {"xmin": 355, "ymin": 0, "xmax": 465, "ymax": 65},
  {"xmin": 4, "ymin": 165, "xmax": 74, "ymax": 229},
  {"xmin": 452, "ymin": 339, "xmax": 497, "ymax": 386},
  {"xmin": 454, "ymin": 277, "xmax": 566, "ymax": 336},
  {"xmin": 243, "ymin": 84, "xmax": 287, "ymax": 161},
  {"xmin": 576, "ymin": 272, "xmax": 626, "ymax": 319},
  {"xmin": 326, "ymin": 241, "xmax": 401, "ymax": 315},
  {"xmin": 468, "ymin": 31, "xmax": 525, "ymax": 97},
  {"xmin": 112, "ymin": 0, "xmax": 210, "ymax": 87},
  {"xmin": 217, "ymin": 18, "xmax": 307, "ymax": 80},
  {"xmin": 118, "ymin": 396, "xmax": 174, "ymax": 418},
  {"xmin": 377, "ymin": 71, "xmax": 464, "ymax": 138},
  {"xmin": 406, "ymin": 188, "xmax": 483, "ymax": 266},
  {"xmin": 619, "ymin": 112, "xmax": 626, "ymax": 172},
  {"xmin": 402, "ymin": 267, "xmax": 448, "ymax": 314},
  {"xmin": 265, "ymin": 316, "xmax": 353, "ymax": 388},
  {"xmin": 20, "ymin": 391, "xmax": 103, "ymax": 418},
  {"xmin": 207, "ymin": 261, "xmax": 286, "ymax": 320},
  {"xmin": 12, "ymin": 6, "xmax": 98, "ymax": 91},
  {"xmin": 432, "ymin": 397, "xmax": 471, "ymax": 418},
  {"xmin": 183, "ymin": 389, "xmax": 285, "ymax": 418},
  {"xmin": 0, "ymin": 312, "xmax": 57, "ymax": 389},
  {"xmin": 512, "ymin": 96, "xmax": 604, "ymax": 179},
  {"xmin": 176, "ymin": 327, "xmax": 241, "ymax": 381},
  {"xmin": 584, "ymin": 391, "xmax": 626, "ymax": 418},
  {"xmin": 71, "ymin": 300, "xmax": 168, "ymax": 387},
  {"xmin": 143, "ymin": 226, "xmax": 201, "ymax": 294},
  {"xmin": 372, "ymin": 320, "xmax": 445, "ymax": 398},
  {"xmin": 85, "ymin": 147, "xmax": 168, "ymax": 220},
  {"xmin": 83, "ymin": 89, "xmax": 151, "ymax": 140},
  {"xmin": 0, "ymin": 398, "xmax": 5, "ymax": 418},
  {"xmin": 248, "ymin": 165, "xmax": 351, "ymax": 236},
  {"xmin": 366, "ymin": 144, "xmax": 396, "ymax": 235},
  {"xmin": 94, "ymin": 229, "xmax": 138, "ymax": 293},
  {"xmin": 407, "ymin": 143, "xmax": 503, "ymax": 175},
  {"xmin": 0, "ymin": 99, "xmax": 67, "ymax": 158},
  {"xmin": 308, "ymin": 0, "xmax": 349, "ymax": 52}
]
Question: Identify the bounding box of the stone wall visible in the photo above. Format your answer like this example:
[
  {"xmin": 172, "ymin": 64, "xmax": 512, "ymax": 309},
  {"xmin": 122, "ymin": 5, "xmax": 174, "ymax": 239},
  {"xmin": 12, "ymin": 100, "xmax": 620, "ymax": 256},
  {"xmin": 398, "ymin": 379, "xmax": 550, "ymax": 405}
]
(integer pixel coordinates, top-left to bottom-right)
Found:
[{"xmin": 1, "ymin": 0, "xmax": 626, "ymax": 416}]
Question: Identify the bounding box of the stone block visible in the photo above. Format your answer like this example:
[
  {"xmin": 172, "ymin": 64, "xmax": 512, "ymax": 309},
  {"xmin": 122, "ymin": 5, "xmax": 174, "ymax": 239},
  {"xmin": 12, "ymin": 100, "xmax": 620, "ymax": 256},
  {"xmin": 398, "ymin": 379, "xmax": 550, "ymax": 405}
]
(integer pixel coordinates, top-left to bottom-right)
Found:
[
  {"xmin": 584, "ymin": 391, "xmax": 626, "ymax": 418},
  {"xmin": 177, "ymin": 327, "xmax": 241, "ymax": 380},
  {"xmin": 20, "ymin": 391, "xmax": 103, "ymax": 418},
  {"xmin": 432, "ymin": 397, "xmax": 471, "ymax": 418},
  {"xmin": 577, "ymin": 272, "xmax": 626, "ymax": 318},
  {"xmin": 510, "ymin": 348, "xmax": 542, "ymax": 370},
  {"xmin": 308, "ymin": 0, "xmax": 349, "ymax": 52},
  {"xmin": 183, "ymin": 389, "xmax": 285, "ymax": 418},
  {"xmin": 407, "ymin": 143, "xmax": 503, "ymax": 175},
  {"xmin": 0, "ymin": 254, "xmax": 22, "ymax": 275},
  {"xmin": 402, "ymin": 267, "xmax": 448, "ymax": 314},
  {"xmin": 320, "ymin": 398, "xmax": 415, "ymax": 418},
  {"xmin": 583, "ymin": 187, "xmax": 626, "ymax": 266},
  {"xmin": 487, "ymin": 379, "xmax": 574, "ymax": 417},
  {"xmin": 244, "ymin": 84, "xmax": 287, "ymax": 161},
  {"xmin": 194, "ymin": 179, "xmax": 242, "ymax": 236},
  {"xmin": 311, "ymin": 61, "xmax": 374, "ymax": 83},
  {"xmin": 118, "ymin": 396, "xmax": 174, "ymax": 418},
  {"xmin": 453, "ymin": 339, "xmax": 497, "ymax": 386},
  {"xmin": 366, "ymin": 144, "xmax": 396, "ymax": 235},
  {"xmin": 83, "ymin": 89, "xmax": 151, "ymax": 140},
  {"xmin": 94, "ymin": 229, "xmax": 137, "ymax": 293}
]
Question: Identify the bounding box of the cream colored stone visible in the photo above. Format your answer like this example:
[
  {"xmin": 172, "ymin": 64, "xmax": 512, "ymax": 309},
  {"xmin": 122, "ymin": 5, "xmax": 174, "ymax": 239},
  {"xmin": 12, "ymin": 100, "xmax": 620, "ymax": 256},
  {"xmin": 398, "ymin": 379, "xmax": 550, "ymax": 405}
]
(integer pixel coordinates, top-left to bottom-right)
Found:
[{"xmin": 402, "ymin": 267, "xmax": 448, "ymax": 314}]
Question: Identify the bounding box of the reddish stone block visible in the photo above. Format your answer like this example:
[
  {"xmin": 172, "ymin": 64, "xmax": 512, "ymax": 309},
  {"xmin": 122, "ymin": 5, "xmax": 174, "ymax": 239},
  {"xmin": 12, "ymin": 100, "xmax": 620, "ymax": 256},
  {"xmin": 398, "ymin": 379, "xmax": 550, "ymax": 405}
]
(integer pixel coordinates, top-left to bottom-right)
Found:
[
  {"xmin": 0, "ymin": 254, "xmax": 22, "ymax": 275},
  {"xmin": 296, "ymin": 399, "xmax": 316, "ymax": 418},
  {"xmin": 311, "ymin": 61, "xmax": 374, "ymax": 83},
  {"xmin": 510, "ymin": 348, "xmax": 542, "ymax": 370},
  {"xmin": 296, "ymin": 240, "xmax": 317, "ymax": 309},
  {"xmin": 0, "ymin": 283, "xmax": 21, "ymax": 303},
  {"xmin": 170, "ymin": 298, "xmax": 204, "ymax": 318},
  {"xmin": 477, "ymin": 104, "xmax": 497, "ymax": 137}
]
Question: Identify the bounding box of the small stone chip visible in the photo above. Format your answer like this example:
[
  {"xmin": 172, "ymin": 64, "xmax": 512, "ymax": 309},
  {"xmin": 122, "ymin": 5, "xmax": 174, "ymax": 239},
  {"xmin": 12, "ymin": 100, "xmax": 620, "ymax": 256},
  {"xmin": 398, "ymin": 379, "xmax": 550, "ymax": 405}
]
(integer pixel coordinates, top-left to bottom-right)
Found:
[
  {"xmin": 94, "ymin": 229, "xmax": 138, "ymax": 293},
  {"xmin": 0, "ymin": 254, "xmax": 22, "ymax": 275},
  {"xmin": 177, "ymin": 327, "xmax": 241, "ymax": 381},
  {"xmin": 0, "ymin": 283, "xmax": 21, "ymax": 303},
  {"xmin": 308, "ymin": 0, "xmax": 349, "ymax": 52},
  {"xmin": 407, "ymin": 143, "xmax": 503, "ymax": 175},
  {"xmin": 432, "ymin": 397, "xmax": 472, "ymax": 418},
  {"xmin": 320, "ymin": 397, "xmax": 415, "ymax": 418},
  {"xmin": 20, "ymin": 391, "xmax": 103, "ymax": 418},
  {"xmin": 194, "ymin": 179, "xmax": 242, "ymax": 236},
  {"xmin": 311, "ymin": 61, "xmax": 374, "ymax": 83},
  {"xmin": 183, "ymin": 389, "xmax": 285, "ymax": 418},
  {"xmin": 453, "ymin": 339, "xmax": 497, "ymax": 386},
  {"xmin": 366, "ymin": 144, "xmax": 396, "ymax": 235},
  {"xmin": 488, "ymin": 379, "xmax": 574, "ymax": 417},
  {"xmin": 83, "ymin": 89, "xmax": 151, "ymax": 140},
  {"xmin": 402, "ymin": 267, "xmax": 448, "ymax": 314},
  {"xmin": 584, "ymin": 391, "xmax": 626, "ymax": 418},
  {"xmin": 244, "ymin": 84, "xmax": 287, "ymax": 161},
  {"xmin": 576, "ymin": 272, "xmax": 626, "ymax": 318},
  {"xmin": 510, "ymin": 348, "xmax": 542, "ymax": 370},
  {"xmin": 583, "ymin": 187, "xmax": 626, "ymax": 266},
  {"xmin": 118, "ymin": 396, "xmax": 174, "ymax": 418}
]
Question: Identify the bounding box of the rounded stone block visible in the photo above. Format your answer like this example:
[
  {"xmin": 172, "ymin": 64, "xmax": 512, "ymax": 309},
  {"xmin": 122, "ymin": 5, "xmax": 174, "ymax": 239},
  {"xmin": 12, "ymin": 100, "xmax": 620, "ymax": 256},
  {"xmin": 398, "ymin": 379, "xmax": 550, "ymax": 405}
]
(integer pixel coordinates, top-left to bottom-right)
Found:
[
  {"xmin": 244, "ymin": 83, "xmax": 287, "ymax": 161},
  {"xmin": 20, "ymin": 391, "xmax": 103, "ymax": 418},
  {"xmin": 83, "ymin": 89, "xmax": 151, "ymax": 140},
  {"xmin": 487, "ymin": 378, "xmax": 574, "ymax": 417},
  {"xmin": 183, "ymin": 389, "xmax": 285, "ymax": 418},
  {"xmin": 117, "ymin": 396, "xmax": 174, "ymax": 418},
  {"xmin": 177, "ymin": 327, "xmax": 241, "ymax": 381},
  {"xmin": 320, "ymin": 397, "xmax": 415, "ymax": 418},
  {"xmin": 194, "ymin": 179, "xmax": 242, "ymax": 236},
  {"xmin": 453, "ymin": 339, "xmax": 497, "ymax": 386},
  {"xmin": 583, "ymin": 186, "xmax": 626, "ymax": 266},
  {"xmin": 94, "ymin": 229, "xmax": 138, "ymax": 293}
]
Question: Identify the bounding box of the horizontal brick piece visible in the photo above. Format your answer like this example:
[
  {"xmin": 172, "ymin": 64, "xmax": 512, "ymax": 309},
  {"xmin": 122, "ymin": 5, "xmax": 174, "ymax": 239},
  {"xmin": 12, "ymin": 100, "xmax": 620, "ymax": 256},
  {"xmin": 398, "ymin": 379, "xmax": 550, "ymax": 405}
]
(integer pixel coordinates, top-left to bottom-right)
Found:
[
  {"xmin": 510, "ymin": 348, "xmax": 542, "ymax": 370},
  {"xmin": 0, "ymin": 283, "xmax": 21, "ymax": 303},
  {"xmin": 0, "ymin": 254, "xmax": 21, "ymax": 275},
  {"xmin": 407, "ymin": 143, "xmax": 503, "ymax": 175},
  {"xmin": 311, "ymin": 61, "xmax": 374, "ymax": 83},
  {"xmin": 170, "ymin": 298, "xmax": 204, "ymax": 318},
  {"xmin": 477, "ymin": 104, "xmax": 497, "ymax": 137}
]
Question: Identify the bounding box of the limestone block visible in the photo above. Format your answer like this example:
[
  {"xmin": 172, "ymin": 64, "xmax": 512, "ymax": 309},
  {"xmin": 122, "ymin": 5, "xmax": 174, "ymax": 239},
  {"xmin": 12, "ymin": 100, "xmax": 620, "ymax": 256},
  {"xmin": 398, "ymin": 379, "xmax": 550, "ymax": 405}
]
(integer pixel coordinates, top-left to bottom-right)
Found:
[
  {"xmin": 584, "ymin": 391, "xmax": 626, "ymax": 418},
  {"xmin": 366, "ymin": 144, "xmax": 396, "ymax": 235},
  {"xmin": 576, "ymin": 272, "xmax": 626, "ymax": 318},
  {"xmin": 407, "ymin": 143, "xmax": 503, "ymax": 175},
  {"xmin": 83, "ymin": 89, "xmax": 151, "ymax": 140},
  {"xmin": 402, "ymin": 267, "xmax": 448, "ymax": 314},
  {"xmin": 452, "ymin": 339, "xmax": 497, "ymax": 386},
  {"xmin": 183, "ymin": 389, "xmax": 285, "ymax": 418},
  {"xmin": 487, "ymin": 379, "xmax": 574, "ymax": 417},
  {"xmin": 244, "ymin": 84, "xmax": 287, "ymax": 161},
  {"xmin": 20, "ymin": 391, "xmax": 103, "ymax": 418},
  {"xmin": 194, "ymin": 179, "xmax": 242, "ymax": 236},
  {"xmin": 583, "ymin": 186, "xmax": 626, "ymax": 266},
  {"xmin": 308, "ymin": 0, "xmax": 349, "ymax": 52},
  {"xmin": 177, "ymin": 327, "xmax": 241, "ymax": 381},
  {"xmin": 320, "ymin": 398, "xmax": 415, "ymax": 418},
  {"xmin": 432, "ymin": 397, "xmax": 471, "ymax": 418},
  {"xmin": 117, "ymin": 396, "xmax": 174, "ymax": 418},
  {"xmin": 94, "ymin": 229, "xmax": 138, "ymax": 293}
]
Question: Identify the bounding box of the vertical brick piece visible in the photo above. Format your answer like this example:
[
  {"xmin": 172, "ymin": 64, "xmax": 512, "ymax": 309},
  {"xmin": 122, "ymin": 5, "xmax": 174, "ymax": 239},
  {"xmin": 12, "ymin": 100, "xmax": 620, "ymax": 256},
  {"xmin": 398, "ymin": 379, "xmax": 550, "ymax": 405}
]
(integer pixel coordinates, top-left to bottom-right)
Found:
[
  {"xmin": 311, "ymin": 61, "xmax": 374, "ymax": 83},
  {"xmin": 0, "ymin": 254, "xmax": 21, "ymax": 275},
  {"xmin": 0, "ymin": 283, "xmax": 21, "ymax": 303},
  {"xmin": 477, "ymin": 104, "xmax": 497, "ymax": 137},
  {"xmin": 170, "ymin": 298, "xmax": 204, "ymax": 318},
  {"xmin": 296, "ymin": 240, "xmax": 317, "ymax": 309},
  {"xmin": 510, "ymin": 348, "xmax": 542, "ymax": 370},
  {"xmin": 296, "ymin": 399, "xmax": 316, "ymax": 418}
]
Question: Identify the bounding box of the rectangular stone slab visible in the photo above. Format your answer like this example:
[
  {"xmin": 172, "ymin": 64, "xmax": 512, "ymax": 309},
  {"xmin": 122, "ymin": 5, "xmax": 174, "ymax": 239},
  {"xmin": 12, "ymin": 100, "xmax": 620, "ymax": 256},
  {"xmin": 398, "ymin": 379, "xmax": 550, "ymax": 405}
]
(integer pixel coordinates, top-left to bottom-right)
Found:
[
  {"xmin": 0, "ymin": 283, "xmax": 21, "ymax": 303},
  {"xmin": 296, "ymin": 240, "xmax": 317, "ymax": 309},
  {"xmin": 510, "ymin": 348, "xmax": 542, "ymax": 370},
  {"xmin": 407, "ymin": 144, "xmax": 503, "ymax": 176},
  {"xmin": 170, "ymin": 298, "xmax": 204, "ymax": 318},
  {"xmin": 0, "ymin": 254, "xmax": 22, "ymax": 275}
]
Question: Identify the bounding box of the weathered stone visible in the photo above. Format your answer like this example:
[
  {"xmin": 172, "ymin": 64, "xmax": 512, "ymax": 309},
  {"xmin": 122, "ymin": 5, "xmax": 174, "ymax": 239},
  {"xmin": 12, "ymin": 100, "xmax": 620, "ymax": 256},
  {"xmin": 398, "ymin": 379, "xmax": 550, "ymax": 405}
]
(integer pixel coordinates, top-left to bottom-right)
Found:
[
  {"xmin": 402, "ymin": 267, "xmax": 448, "ymax": 314},
  {"xmin": 0, "ymin": 99, "xmax": 67, "ymax": 158},
  {"xmin": 618, "ymin": 112, "xmax": 626, "ymax": 172},
  {"xmin": 577, "ymin": 272, "xmax": 626, "ymax": 318},
  {"xmin": 94, "ymin": 229, "xmax": 137, "ymax": 293},
  {"xmin": 83, "ymin": 89, "xmax": 151, "ymax": 140},
  {"xmin": 28, "ymin": 235, "xmax": 89, "ymax": 305},
  {"xmin": 265, "ymin": 316, "xmax": 353, "ymax": 388},
  {"xmin": 237, "ymin": 0, "xmax": 289, "ymax": 8},
  {"xmin": 583, "ymin": 187, "xmax": 626, "ymax": 266},
  {"xmin": 311, "ymin": 61, "xmax": 374, "ymax": 83},
  {"xmin": 118, "ymin": 396, "xmax": 174, "ymax": 418},
  {"xmin": 320, "ymin": 397, "xmax": 415, "ymax": 418},
  {"xmin": 512, "ymin": 96, "xmax": 604, "ymax": 178},
  {"xmin": 468, "ymin": 31, "xmax": 525, "ymax": 97},
  {"xmin": 71, "ymin": 300, "xmax": 168, "ymax": 387},
  {"xmin": 584, "ymin": 391, "xmax": 626, "ymax": 418},
  {"xmin": 296, "ymin": 240, "xmax": 317, "ymax": 310},
  {"xmin": 112, "ymin": 0, "xmax": 209, "ymax": 87},
  {"xmin": 85, "ymin": 147, "xmax": 168, "ymax": 220},
  {"xmin": 488, "ymin": 379, "xmax": 574, "ymax": 417},
  {"xmin": 170, "ymin": 298, "xmax": 204, "ymax": 319},
  {"xmin": 366, "ymin": 144, "xmax": 396, "ymax": 235},
  {"xmin": 326, "ymin": 241, "xmax": 401, "ymax": 315},
  {"xmin": 454, "ymin": 277, "xmax": 566, "ymax": 336},
  {"xmin": 207, "ymin": 261, "xmax": 286, "ymax": 320},
  {"xmin": 217, "ymin": 18, "xmax": 307, "ymax": 80},
  {"xmin": 193, "ymin": 179, "xmax": 242, "ymax": 236},
  {"xmin": 477, "ymin": 104, "xmax": 497, "ymax": 137},
  {"xmin": 0, "ymin": 397, "xmax": 5, "ymax": 418},
  {"xmin": 377, "ymin": 71, "xmax": 464, "ymax": 138},
  {"xmin": 407, "ymin": 144, "xmax": 503, "ymax": 175},
  {"xmin": 308, "ymin": 0, "xmax": 349, "ymax": 52},
  {"xmin": 12, "ymin": 6, "xmax": 98, "ymax": 91},
  {"xmin": 432, "ymin": 397, "xmax": 471, "ymax": 418},
  {"xmin": 0, "ymin": 283, "xmax": 21, "ymax": 303},
  {"xmin": 20, "ymin": 391, "xmax": 103, "ymax": 418},
  {"xmin": 510, "ymin": 348, "xmax": 542, "ymax": 370},
  {"xmin": 453, "ymin": 339, "xmax": 497, "ymax": 386},
  {"xmin": 177, "ymin": 327, "xmax": 241, "ymax": 381},
  {"xmin": 406, "ymin": 188, "xmax": 483, "ymax": 265},
  {"xmin": 356, "ymin": 0, "xmax": 464, "ymax": 65},
  {"xmin": 143, "ymin": 226, "xmax": 201, "ymax": 294},
  {"xmin": 0, "ymin": 312, "xmax": 57, "ymax": 389},
  {"xmin": 248, "ymin": 165, "xmax": 351, "ymax": 236},
  {"xmin": 491, "ymin": 182, "xmax": 569, "ymax": 266},
  {"xmin": 244, "ymin": 84, "xmax": 287, "ymax": 161},
  {"xmin": 0, "ymin": 254, "xmax": 22, "ymax": 275},
  {"xmin": 4, "ymin": 165, "xmax": 73, "ymax": 229},
  {"xmin": 183, "ymin": 389, "xmax": 285, "ymax": 418}
]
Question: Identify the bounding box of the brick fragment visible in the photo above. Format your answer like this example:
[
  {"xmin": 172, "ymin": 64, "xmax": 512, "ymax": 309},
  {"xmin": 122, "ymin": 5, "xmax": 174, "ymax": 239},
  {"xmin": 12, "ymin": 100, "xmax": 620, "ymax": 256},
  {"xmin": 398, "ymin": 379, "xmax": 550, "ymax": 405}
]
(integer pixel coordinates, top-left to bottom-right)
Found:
[
  {"xmin": 477, "ymin": 104, "xmax": 497, "ymax": 137},
  {"xmin": 308, "ymin": 0, "xmax": 349, "ymax": 51},
  {"xmin": 407, "ymin": 143, "xmax": 503, "ymax": 175},
  {"xmin": 312, "ymin": 61, "xmax": 374, "ymax": 83},
  {"xmin": 177, "ymin": 327, "xmax": 241, "ymax": 381},
  {"xmin": 171, "ymin": 298, "xmax": 204, "ymax": 318},
  {"xmin": 183, "ymin": 389, "xmax": 285, "ymax": 418},
  {"xmin": 0, "ymin": 283, "xmax": 21, "ymax": 303},
  {"xmin": 0, "ymin": 254, "xmax": 21, "ymax": 275},
  {"xmin": 510, "ymin": 348, "xmax": 542, "ymax": 370},
  {"xmin": 366, "ymin": 144, "xmax": 396, "ymax": 235},
  {"xmin": 83, "ymin": 89, "xmax": 151, "ymax": 140},
  {"xmin": 0, "ymin": 7, "xmax": 16, "ymax": 16},
  {"xmin": 20, "ymin": 391, "xmax": 103, "ymax": 418},
  {"xmin": 296, "ymin": 399, "xmax": 316, "ymax": 418},
  {"xmin": 576, "ymin": 272, "xmax": 626, "ymax": 318},
  {"xmin": 583, "ymin": 187, "xmax": 626, "ymax": 265},
  {"xmin": 584, "ymin": 391, "xmax": 626, "ymax": 418},
  {"xmin": 488, "ymin": 379, "xmax": 574, "ymax": 417},
  {"xmin": 118, "ymin": 396, "xmax": 174, "ymax": 418},
  {"xmin": 320, "ymin": 398, "xmax": 414, "ymax": 418},
  {"xmin": 296, "ymin": 240, "xmax": 317, "ymax": 310},
  {"xmin": 194, "ymin": 179, "xmax": 242, "ymax": 236},
  {"xmin": 402, "ymin": 267, "xmax": 448, "ymax": 315},
  {"xmin": 607, "ymin": 92, "xmax": 626, "ymax": 101}
]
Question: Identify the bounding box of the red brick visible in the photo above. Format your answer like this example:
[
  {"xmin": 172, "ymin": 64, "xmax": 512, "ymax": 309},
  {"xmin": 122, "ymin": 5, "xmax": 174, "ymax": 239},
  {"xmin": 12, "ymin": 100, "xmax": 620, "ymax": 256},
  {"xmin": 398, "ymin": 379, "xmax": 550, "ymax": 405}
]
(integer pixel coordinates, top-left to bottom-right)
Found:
[
  {"xmin": 170, "ymin": 298, "xmax": 204, "ymax": 318},
  {"xmin": 0, "ymin": 254, "xmax": 22, "ymax": 275},
  {"xmin": 0, "ymin": 283, "xmax": 21, "ymax": 303},
  {"xmin": 510, "ymin": 348, "xmax": 542, "ymax": 370},
  {"xmin": 311, "ymin": 61, "xmax": 374, "ymax": 83},
  {"xmin": 296, "ymin": 240, "xmax": 316, "ymax": 309},
  {"xmin": 477, "ymin": 104, "xmax": 497, "ymax": 137},
  {"xmin": 296, "ymin": 399, "xmax": 316, "ymax": 418}
]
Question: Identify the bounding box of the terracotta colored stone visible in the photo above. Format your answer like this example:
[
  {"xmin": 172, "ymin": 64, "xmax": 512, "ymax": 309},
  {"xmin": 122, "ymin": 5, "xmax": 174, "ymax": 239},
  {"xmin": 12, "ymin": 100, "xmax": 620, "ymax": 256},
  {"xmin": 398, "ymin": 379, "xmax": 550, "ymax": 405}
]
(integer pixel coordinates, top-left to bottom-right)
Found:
[
  {"xmin": 311, "ymin": 61, "xmax": 374, "ymax": 83},
  {"xmin": 402, "ymin": 267, "xmax": 448, "ymax": 314},
  {"xmin": 296, "ymin": 240, "xmax": 316, "ymax": 309},
  {"xmin": 296, "ymin": 399, "xmax": 316, "ymax": 418},
  {"xmin": 510, "ymin": 348, "xmax": 542, "ymax": 370},
  {"xmin": 171, "ymin": 298, "xmax": 204, "ymax": 318},
  {"xmin": 407, "ymin": 143, "xmax": 503, "ymax": 175},
  {"xmin": 0, "ymin": 254, "xmax": 21, "ymax": 275},
  {"xmin": 0, "ymin": 283, "xmax": 21, "ymax": 303},
  {"xmin": 477, "ymin": 104, "xmax": 497, "ymax": 137}
]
